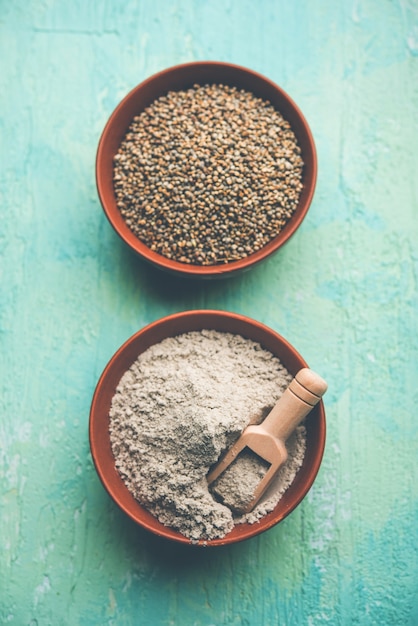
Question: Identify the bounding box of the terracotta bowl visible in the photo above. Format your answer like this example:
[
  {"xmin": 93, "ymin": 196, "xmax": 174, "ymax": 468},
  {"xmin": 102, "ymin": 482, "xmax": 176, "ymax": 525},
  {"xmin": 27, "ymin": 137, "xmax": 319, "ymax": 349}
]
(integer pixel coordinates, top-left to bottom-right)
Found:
[
  {"xmin": 96, "ymin": 61, "xmax": 317, "ymax": 279},
  {"xmin": 89, "ymin": 310, "xmax": 326, "ymax": 546}
]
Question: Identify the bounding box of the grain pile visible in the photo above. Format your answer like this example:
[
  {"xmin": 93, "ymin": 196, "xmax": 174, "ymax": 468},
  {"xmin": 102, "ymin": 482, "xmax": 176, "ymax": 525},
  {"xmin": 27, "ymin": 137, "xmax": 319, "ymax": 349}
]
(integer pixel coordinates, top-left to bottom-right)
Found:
[{"xmin": 113, "ymin": 84, "xmax": 304, "ymax": 265}]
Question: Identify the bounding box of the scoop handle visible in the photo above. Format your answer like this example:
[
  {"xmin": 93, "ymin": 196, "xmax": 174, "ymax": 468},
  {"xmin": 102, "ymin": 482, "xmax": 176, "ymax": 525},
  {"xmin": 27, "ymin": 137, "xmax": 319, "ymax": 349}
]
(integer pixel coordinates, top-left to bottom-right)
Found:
[{"xmin": 260, "ymin": 368, "xmax": 327, "ymax": 442}]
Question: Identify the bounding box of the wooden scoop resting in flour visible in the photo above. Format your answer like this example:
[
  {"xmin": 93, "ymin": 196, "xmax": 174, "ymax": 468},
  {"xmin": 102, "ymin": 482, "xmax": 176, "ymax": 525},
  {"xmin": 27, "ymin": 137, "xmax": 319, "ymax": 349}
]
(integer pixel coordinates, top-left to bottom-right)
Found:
[{"xmin": 207, "ymin": 368, "xmax": 327, "ymax": 514}]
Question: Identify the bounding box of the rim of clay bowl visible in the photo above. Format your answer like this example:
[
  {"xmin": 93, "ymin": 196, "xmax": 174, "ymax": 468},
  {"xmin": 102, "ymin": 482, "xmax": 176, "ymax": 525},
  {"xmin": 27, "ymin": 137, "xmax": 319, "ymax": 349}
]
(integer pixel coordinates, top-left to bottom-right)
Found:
[
  {"xmin": 89, "ymin": 310, "xmax": 326, "ymax": 546},
  {"xmin": 96, "ymin": 61, "xmax": 317, "ymax": 279}
]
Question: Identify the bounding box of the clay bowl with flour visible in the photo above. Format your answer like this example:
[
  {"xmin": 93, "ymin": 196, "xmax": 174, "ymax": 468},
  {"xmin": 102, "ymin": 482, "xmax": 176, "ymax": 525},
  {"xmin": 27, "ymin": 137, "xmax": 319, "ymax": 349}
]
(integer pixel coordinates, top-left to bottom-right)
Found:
[
  {"xmin": 96, "ymin": 61, "xmax": 317, "ymax": 279},
  {"xmin": 89, "ymin": 310, "xmax": 326, "ymax": 547}
]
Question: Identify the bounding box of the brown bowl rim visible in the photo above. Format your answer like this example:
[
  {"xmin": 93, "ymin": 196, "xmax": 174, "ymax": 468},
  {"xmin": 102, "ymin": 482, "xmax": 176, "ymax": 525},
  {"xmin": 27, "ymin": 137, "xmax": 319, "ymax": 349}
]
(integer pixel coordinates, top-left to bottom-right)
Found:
[
  {"xmin": 89, "ymin": 309, "xmax": 326, "ymax": 546},
  {"xmin": 96, "ymin": 61, "xmax": 317, "ymax": 278}
]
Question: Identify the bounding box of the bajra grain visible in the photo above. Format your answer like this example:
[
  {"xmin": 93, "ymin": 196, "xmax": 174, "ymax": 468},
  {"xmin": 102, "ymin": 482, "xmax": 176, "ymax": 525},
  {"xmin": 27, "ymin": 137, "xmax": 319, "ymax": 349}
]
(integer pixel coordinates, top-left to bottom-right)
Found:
[{"xmin": 113, "ymin": 84, "xmax": 304, "ymax": 265}]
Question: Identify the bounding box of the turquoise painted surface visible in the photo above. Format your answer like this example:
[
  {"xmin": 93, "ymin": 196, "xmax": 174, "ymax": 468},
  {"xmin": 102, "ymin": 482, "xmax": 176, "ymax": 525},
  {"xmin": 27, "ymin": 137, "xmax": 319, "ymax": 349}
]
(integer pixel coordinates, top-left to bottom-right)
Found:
[{"xmin": 1, "ymin": 0, "xmax": 418, "ymax": 624}]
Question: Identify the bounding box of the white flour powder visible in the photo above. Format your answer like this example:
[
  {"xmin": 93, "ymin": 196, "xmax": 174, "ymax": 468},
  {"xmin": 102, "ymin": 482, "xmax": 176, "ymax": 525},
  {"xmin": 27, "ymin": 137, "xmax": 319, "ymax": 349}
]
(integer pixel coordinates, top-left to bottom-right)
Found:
[{"xmin": 109, "ymin": 330, "xmax": 306, "ymax": 541}]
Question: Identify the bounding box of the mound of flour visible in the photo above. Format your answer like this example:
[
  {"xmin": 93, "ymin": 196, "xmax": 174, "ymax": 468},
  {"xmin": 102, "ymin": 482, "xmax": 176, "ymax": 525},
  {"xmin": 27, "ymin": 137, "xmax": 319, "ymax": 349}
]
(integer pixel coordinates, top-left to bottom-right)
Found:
[{"xmin": 109, "ymin": 330, "xmax": 306, "ymax": 542}]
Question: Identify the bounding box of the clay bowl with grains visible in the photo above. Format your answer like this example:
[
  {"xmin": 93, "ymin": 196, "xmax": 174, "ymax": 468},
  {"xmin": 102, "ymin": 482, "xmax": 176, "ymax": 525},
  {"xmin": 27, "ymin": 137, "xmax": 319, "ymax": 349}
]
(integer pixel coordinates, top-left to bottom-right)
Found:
[
  {"xmin": 96, "ymin": 61, "xmax": 317, "ymax": 279},
  {"xmin": 89, "ymin": 310, "xmax": 326, "ymax": 546}
]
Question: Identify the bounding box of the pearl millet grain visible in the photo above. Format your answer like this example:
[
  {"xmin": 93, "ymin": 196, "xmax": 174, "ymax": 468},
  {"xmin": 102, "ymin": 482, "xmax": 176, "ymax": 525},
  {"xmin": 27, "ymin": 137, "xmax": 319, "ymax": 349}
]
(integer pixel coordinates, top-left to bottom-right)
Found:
[{"xmin": 113, "ymin": 84, "xmax": 304, "ymax": 265}]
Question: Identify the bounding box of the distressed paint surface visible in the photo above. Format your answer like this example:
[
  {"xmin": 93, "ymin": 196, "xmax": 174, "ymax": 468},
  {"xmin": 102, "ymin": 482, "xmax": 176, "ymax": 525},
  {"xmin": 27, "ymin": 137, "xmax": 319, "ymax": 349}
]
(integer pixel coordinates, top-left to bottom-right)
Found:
[{"xmin": 1, "ymin": 1, "xmax": 418, "ymax": 624}]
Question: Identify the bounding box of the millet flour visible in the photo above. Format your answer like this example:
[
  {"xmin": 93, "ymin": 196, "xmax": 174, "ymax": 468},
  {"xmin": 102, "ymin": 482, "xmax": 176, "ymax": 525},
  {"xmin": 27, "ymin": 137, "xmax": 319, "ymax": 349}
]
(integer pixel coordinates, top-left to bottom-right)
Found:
[{"xmin": 109, "ymin": 329, "xmax": 306, "ymax": 542}]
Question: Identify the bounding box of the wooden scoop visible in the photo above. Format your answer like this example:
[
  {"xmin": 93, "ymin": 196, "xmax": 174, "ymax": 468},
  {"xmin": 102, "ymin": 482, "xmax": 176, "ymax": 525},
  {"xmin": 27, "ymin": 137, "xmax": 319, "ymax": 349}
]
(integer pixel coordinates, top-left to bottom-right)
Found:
[{"xmin": 207, "ymin": 368, "xmax": 327, "ymax": 513}]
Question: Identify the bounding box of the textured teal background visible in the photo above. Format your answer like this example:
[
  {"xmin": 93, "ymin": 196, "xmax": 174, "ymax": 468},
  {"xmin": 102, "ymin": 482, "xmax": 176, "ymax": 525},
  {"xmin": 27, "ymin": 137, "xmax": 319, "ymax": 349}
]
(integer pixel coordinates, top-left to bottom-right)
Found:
[{"xmin": 1, "ymin": 1, "xmax": 418, "ymax": 624}]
